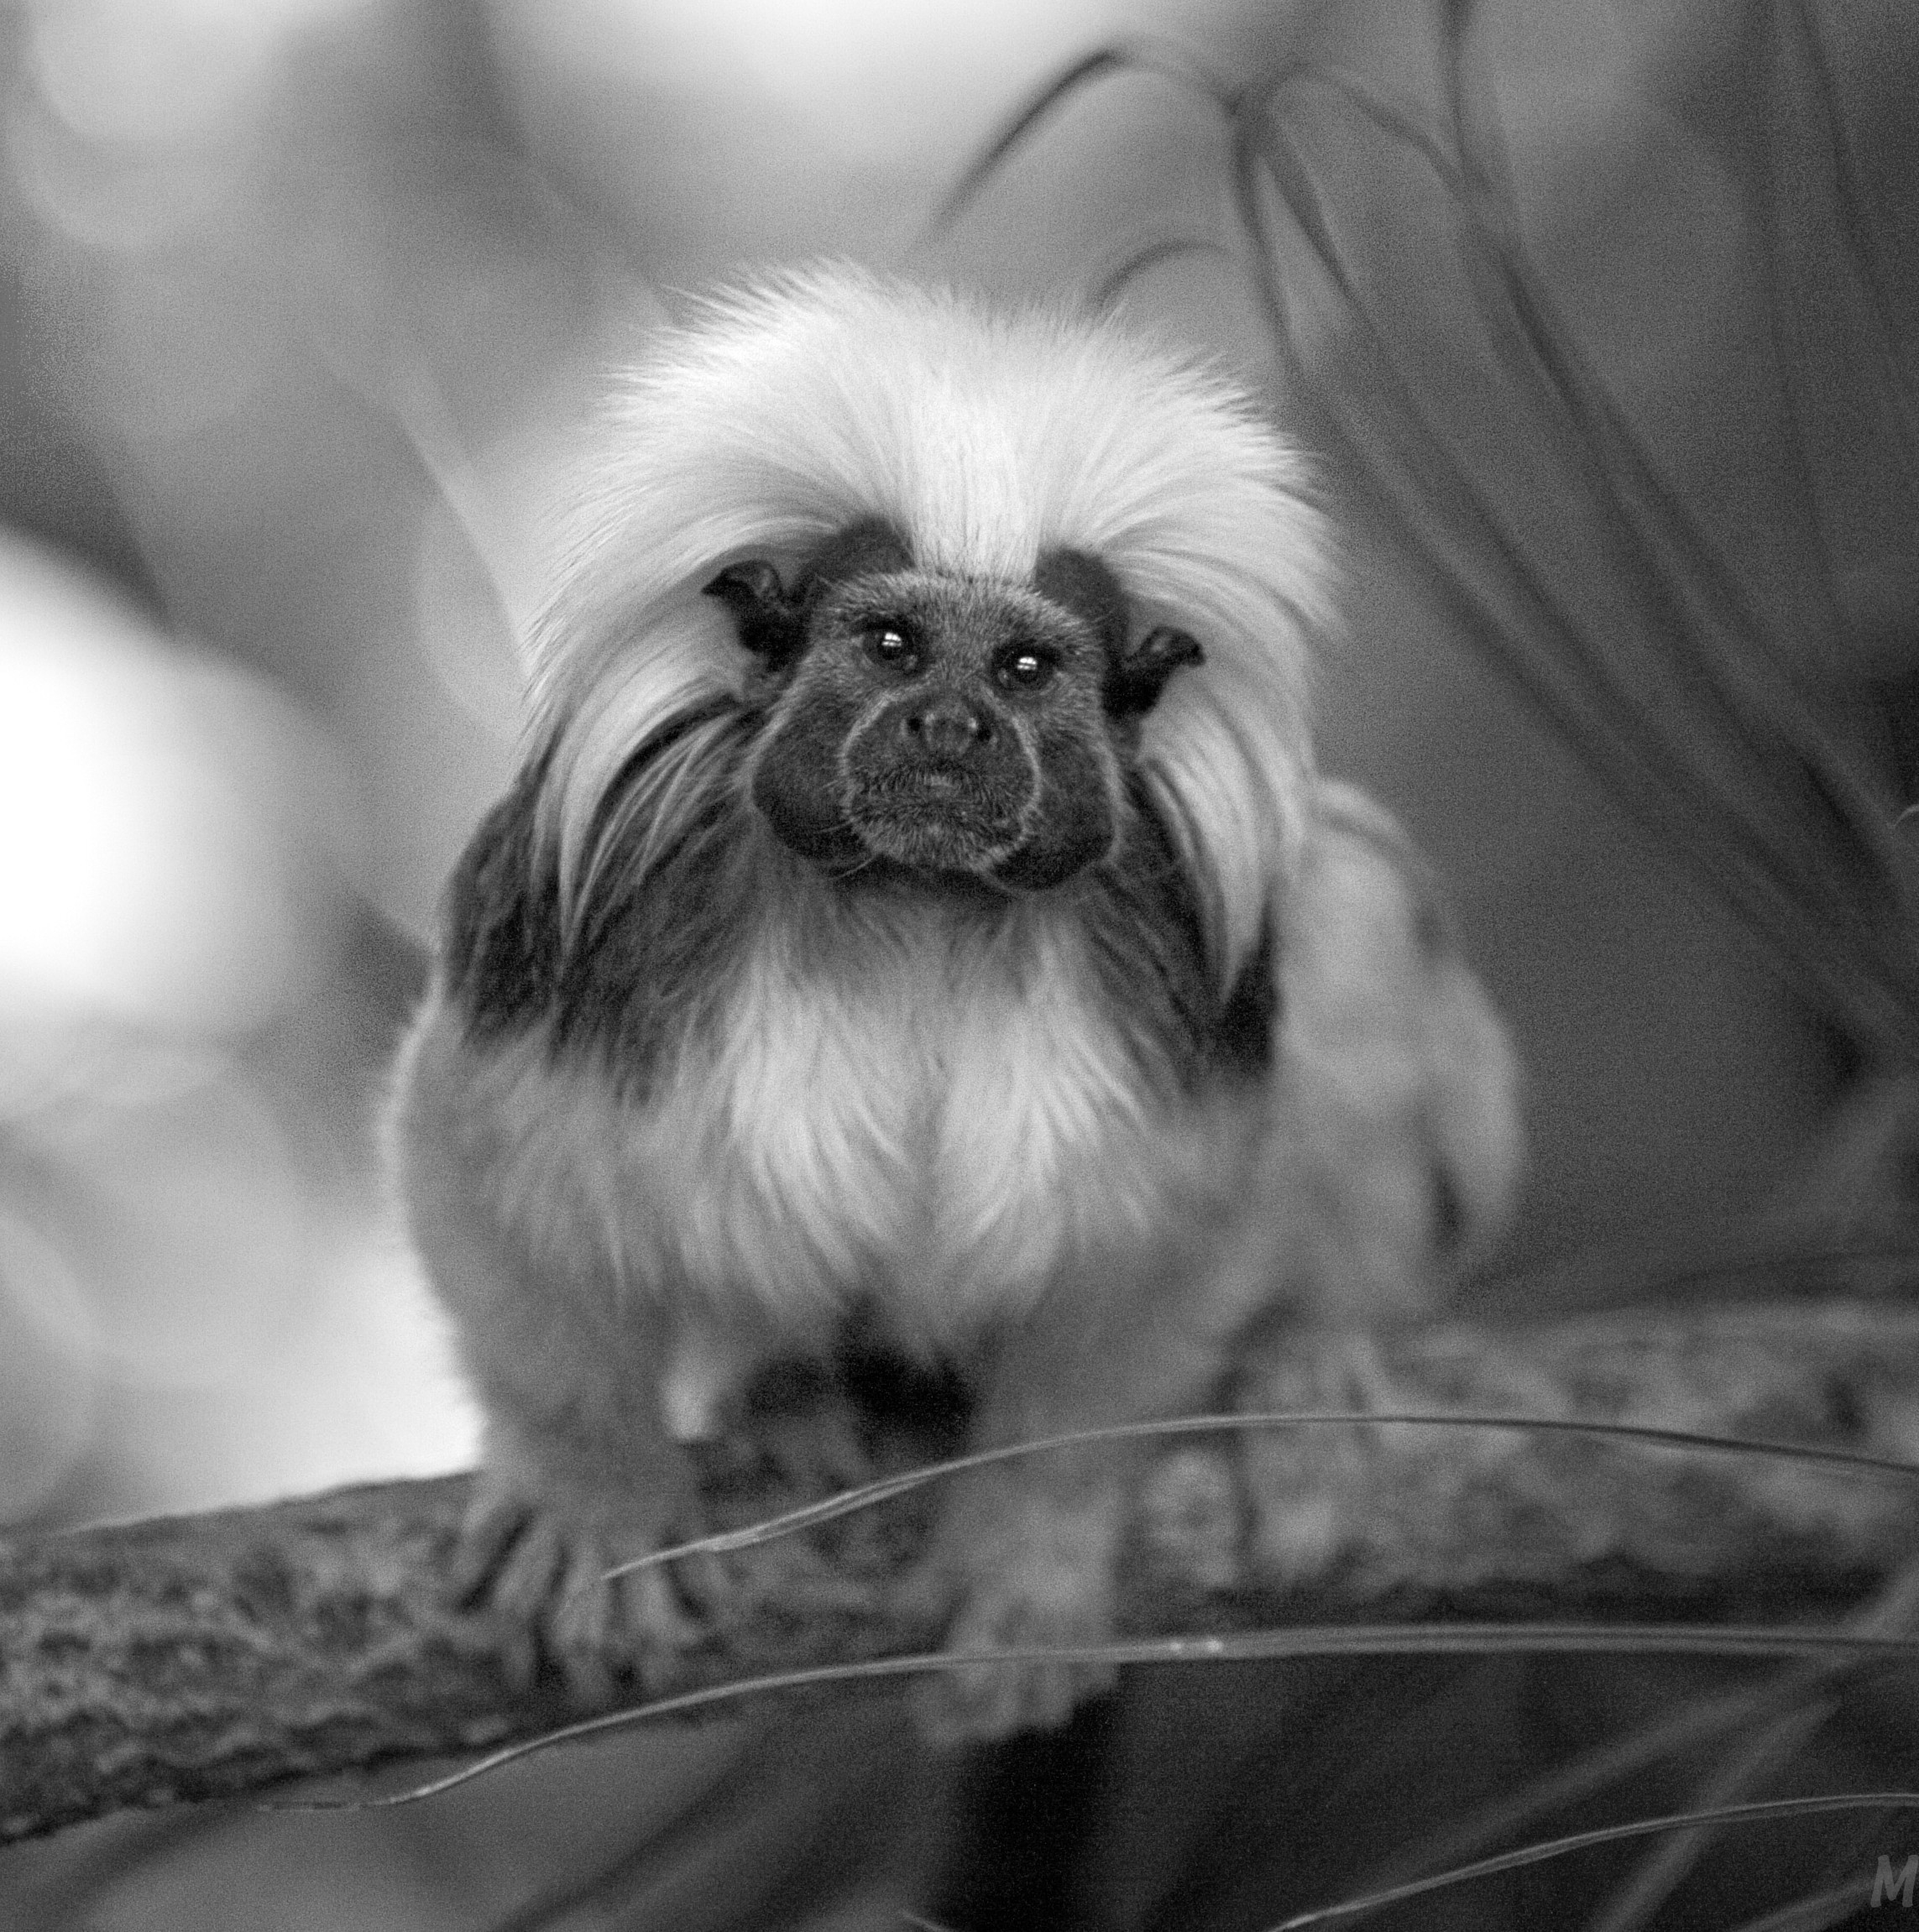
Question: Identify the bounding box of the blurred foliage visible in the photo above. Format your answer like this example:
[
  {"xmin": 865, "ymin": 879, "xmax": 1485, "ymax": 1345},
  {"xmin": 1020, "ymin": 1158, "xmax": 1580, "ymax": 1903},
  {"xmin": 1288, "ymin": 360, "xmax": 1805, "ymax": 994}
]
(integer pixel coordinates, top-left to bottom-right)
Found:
[
  {"xmin": 0, "ymin": 0, "xmax": 1916, "ymax": 1926},
  {"xmin": 903, "ymin": 0, "xmax": 1919, "ymax": 1298}
]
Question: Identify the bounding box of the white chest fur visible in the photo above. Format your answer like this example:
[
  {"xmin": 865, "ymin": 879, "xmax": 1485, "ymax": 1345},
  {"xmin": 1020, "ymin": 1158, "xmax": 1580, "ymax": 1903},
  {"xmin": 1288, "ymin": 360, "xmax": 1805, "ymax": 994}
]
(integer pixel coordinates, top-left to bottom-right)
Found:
[
  {"xmin": 475, "ymin": 901, "xmax": 1186, "ymax": 1350},
  {"xmin": 657, "ymin": 908, "xmax": 1175, "ymax": 1344}
]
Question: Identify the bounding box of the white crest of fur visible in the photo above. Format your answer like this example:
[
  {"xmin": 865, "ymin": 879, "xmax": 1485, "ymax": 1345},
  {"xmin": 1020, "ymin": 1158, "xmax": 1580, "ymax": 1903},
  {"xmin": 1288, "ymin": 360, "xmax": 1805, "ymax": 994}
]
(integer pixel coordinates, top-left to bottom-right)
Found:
[{"xmin": 534, "ymin": 266, "xmax": 1331, "ymax": 981}]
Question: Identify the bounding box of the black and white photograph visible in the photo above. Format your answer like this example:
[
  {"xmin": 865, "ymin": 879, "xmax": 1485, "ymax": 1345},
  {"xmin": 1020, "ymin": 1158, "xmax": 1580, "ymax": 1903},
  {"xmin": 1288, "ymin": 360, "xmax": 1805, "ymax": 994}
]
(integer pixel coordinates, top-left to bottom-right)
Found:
[{"xmin": 0, "ymin": 1, "xmax": 1916, "ymax": 1926}]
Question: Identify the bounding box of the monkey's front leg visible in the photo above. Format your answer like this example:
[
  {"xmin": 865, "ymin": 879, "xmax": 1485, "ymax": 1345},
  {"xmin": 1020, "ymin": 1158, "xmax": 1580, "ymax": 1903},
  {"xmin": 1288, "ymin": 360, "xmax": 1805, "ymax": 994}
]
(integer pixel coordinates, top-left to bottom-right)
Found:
[
  {"xmin": 910, "ymin": 1245, "xmax": 1261, "ymax": 1744},
  {"xmin": 452, "ymin": 1402, "xmax": 703, "ymax": 1702},
  {"xmin": 394, "ymin": 1052, "xmax": 712, "ymax": 1695},
  {"xmin": 462, "ymin": 1308, "xmax": 881, "ymax": 1698},
  {"xmin": 430, "ymin": 1228, "xmax": 738, "ymax": 1701}
]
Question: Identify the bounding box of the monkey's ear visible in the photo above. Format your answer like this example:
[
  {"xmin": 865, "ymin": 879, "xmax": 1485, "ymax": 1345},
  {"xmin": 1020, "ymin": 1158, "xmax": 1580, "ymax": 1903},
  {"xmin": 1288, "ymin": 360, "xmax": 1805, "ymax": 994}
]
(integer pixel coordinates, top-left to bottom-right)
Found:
[
  {"xmin": 1106, "ymin": 626, "xmax": 1204, "ymax": 718},
  {"xmin": 703, "ymin": 561, "xmax": 805, "ymax": 670}
]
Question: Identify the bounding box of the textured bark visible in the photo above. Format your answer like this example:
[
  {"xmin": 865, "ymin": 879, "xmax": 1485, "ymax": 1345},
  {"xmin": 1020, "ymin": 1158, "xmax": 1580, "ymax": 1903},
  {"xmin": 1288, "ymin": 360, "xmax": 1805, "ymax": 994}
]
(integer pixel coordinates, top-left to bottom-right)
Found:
[{"xmin": 3, "ymin": 1300, "xmax": 1918, "ymax": 1843}]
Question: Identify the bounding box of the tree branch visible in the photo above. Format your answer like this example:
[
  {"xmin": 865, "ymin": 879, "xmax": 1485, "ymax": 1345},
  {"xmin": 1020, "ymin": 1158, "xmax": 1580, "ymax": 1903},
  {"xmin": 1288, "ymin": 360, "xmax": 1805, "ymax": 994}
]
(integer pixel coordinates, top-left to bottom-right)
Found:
[{"xmin": 4, "ymin": 1300, "xmax": 1918, "ymax": 1843}]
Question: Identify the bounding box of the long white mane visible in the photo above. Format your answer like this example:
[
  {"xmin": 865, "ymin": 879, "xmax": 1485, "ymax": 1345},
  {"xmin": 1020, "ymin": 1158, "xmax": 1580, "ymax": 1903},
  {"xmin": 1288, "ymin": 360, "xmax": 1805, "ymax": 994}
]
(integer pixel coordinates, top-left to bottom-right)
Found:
[{"xmin": 531, "ymin": 266, "xmax": 1331, "ymax": 985}]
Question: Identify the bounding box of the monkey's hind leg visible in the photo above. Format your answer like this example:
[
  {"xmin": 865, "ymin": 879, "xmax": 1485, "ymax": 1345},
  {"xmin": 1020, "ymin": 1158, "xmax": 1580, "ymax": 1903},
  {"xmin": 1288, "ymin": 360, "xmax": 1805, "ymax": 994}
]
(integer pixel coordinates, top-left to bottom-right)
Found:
[
  {"xmin": 903, "ymin": 1267, "xmax": 1207, "ymax": 1745},
  {"xmin": 909, "ymin": 1456, "xmax": 1127, "ymax": 1744}
]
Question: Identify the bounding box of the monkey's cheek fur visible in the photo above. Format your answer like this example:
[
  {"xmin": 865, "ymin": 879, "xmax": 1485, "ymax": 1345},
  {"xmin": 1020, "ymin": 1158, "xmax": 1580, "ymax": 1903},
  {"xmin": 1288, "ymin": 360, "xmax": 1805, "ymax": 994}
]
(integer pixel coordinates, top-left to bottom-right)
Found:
[
  {"xmin": 747, "ymin": 703, "xmax": 871, "ymax": 870},
  {"xmin": 989, "ymin": 727, "xmax": 1122, "ymax": 893}
]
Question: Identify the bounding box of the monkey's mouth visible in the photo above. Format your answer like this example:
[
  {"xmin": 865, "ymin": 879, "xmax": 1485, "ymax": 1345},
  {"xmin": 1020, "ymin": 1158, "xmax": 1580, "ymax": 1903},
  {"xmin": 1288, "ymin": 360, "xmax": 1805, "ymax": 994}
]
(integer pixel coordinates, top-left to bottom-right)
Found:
[{"xmin": 845, "ymin": 769, "xmax": 1024, "ymax": 871}]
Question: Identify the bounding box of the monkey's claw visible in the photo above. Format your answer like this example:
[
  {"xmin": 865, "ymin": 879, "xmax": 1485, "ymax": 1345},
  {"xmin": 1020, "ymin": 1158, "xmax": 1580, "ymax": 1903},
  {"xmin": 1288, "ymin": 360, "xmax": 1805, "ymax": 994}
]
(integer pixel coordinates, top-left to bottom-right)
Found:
[{"xmin": 450, "ymin": 1475, "xmax": 706, "ymax": 1704}]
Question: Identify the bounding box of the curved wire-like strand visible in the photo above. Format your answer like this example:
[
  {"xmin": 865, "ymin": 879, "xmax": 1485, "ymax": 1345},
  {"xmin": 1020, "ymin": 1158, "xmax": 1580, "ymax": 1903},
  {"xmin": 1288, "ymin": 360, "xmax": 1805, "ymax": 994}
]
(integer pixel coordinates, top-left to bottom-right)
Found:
[
  {"xmin": 929, "ymin": 38, "xmax": 1233, "ymax": 236},
  {"xmin": 1228, "ymin": 109, "xmax": 1739, "ymax": 834},
  {"xmin": 603, "ymin": 1407, "xmax": 1919, "ymax": 1581},
  {"xmin": 1267, "ymin": 1788, "xmax": 1919, "ymax": 1930},
  {"xmin": 923, "ymin": 19, "xmax": 1919, "ymax": 1047},
  {"xmin": 1780, "ymin": 0, "xmax": 1919, "ymax": 478},
  {"xmin": 1345, "ymin": 1564, "xmax": 1919, "ymax": 1909},
  {"xmin": 1587, "ymin": 1698, "xmax": 1835, "ymax": 1932},
  {"xmin": 267, "ymin": 1625, "xmax": 1919, "ymax": 1815},
  {"xmin": 1450, "ymin": 29, "xmax": 1915, "ymax": 1033},
  {"xmin": 1435, "ymin": 2, "xmax": 1919, "ymax": 1034},
  {"xmin": 1256, "ymin": 59, "xmax": 1462, "ymax": 188},
  {"xmin": 1085, "ymin": 234, "xmax": 1239, "ymax": 314},
  {"xmin": 1229, "ymin": 60, "xmax": 1919, "ymax": 1052},
  {"xmin": 1746, "ymin": 0, "xmax": 1857, "ymax": 666}
]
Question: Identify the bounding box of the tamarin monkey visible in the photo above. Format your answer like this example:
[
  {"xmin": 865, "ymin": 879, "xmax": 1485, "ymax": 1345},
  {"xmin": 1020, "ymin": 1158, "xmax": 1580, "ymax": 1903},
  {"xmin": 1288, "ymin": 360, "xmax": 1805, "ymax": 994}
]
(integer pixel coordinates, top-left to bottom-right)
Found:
[{"xmin": 389, "ymin": 267, "xmax": 1522, "ymax": 1741}]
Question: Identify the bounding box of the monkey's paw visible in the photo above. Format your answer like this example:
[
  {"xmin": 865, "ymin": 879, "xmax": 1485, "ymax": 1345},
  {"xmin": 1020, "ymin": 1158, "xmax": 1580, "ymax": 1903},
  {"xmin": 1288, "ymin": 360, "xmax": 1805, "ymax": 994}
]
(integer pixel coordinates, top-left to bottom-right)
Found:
[
  {"xmin": 904, "ymin": 1489, "xmax": 1121, "ymax": 1745},
  {"xmin": 449, "ymin": 1470, "xmax": 713, "ymax": 1705}
]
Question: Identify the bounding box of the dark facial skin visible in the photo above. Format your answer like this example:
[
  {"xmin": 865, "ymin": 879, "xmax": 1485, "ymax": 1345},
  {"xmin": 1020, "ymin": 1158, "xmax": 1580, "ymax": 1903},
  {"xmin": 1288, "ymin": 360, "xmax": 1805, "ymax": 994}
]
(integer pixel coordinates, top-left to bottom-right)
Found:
[
  {"xmin": 746, "ymin": 573, "xmax": 1116, "ymax": 889},
  {"xmin": 707, "ymin": 533, "xmax": 1203, "ymax": 893}
]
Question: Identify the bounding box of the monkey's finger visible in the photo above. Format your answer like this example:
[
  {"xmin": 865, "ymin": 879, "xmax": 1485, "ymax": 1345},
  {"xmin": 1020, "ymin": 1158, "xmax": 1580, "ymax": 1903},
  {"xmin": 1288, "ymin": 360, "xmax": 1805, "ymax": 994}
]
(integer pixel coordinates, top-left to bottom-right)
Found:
[
  {"xmin": 447, "ymin": 1480, "xmax": 538, "ymax": 1605},
  {"xmin": 614, "ymin": 1560, "xmax": 708, "ymax": 1658}
]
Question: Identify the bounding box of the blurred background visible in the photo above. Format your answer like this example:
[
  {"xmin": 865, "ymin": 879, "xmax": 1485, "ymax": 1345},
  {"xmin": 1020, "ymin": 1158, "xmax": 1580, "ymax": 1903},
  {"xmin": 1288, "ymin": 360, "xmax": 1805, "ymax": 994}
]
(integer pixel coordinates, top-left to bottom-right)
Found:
[{"xmin": 0, "ymin": 0, "xmax": 1914, "ymax": 1925}]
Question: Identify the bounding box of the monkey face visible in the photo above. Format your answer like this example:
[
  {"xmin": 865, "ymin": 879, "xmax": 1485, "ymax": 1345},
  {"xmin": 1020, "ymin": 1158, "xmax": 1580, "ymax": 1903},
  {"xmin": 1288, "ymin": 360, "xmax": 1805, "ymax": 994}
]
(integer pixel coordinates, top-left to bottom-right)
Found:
[
  {"xmin": 709, "ymin": 530, "xmax": 1205, "ymax": 894},
  {"xmin": 752, "ymin": 573, "xmax": 1119, "ymax": 888}
]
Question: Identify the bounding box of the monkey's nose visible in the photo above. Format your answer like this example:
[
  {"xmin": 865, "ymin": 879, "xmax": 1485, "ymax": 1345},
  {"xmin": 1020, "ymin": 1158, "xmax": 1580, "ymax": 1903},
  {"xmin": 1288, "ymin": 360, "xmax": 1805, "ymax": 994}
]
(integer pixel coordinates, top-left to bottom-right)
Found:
[{"xmin": 902, "ymin": 696, "xmax": 991, "ymax": 759}]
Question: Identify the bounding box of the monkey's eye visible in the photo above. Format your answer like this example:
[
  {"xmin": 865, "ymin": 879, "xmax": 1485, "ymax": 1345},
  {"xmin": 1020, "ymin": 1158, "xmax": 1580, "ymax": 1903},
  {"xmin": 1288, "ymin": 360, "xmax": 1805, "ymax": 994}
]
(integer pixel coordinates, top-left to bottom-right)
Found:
[
  {"xmin": 862, "ymin": 623, "xmax": 920, "ymax": 673},
  {"xmin": 995, "ymin": 645, "xmax": 1059, "ymax": 693}
]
